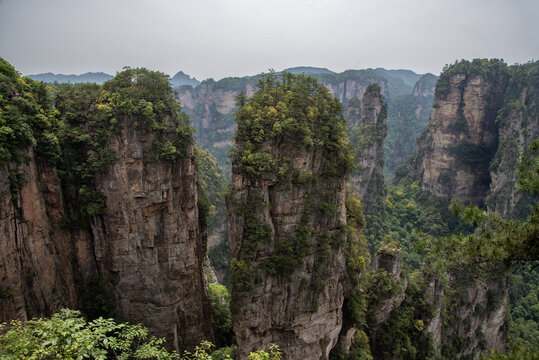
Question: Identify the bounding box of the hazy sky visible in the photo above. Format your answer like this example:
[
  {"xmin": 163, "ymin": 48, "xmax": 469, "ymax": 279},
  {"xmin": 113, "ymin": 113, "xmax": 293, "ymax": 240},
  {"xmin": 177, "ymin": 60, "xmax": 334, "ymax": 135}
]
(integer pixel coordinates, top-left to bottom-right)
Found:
[{"xmin": 1, "ymin": 0, "xmax": 537, "ymax": 80}]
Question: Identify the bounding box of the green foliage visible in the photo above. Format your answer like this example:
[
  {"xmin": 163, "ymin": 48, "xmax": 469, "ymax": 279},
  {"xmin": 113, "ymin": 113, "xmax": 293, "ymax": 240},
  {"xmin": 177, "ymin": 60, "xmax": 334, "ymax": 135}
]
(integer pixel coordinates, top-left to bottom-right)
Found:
[
  {"xmin": 344, "ymin": 194, "xmax": 370, "ymax": 286},
  {"xmin": 103, "ymin": 68, "xmax": 193, "ymax": 161},
  {"xmin": 383, "ymin": 82, "xmax": 434, "ymax": 177},
  {"xmin": 195, "ymin": 147, "xmax": 227, "ymax": 230},
  {"xmin": 435, "ymin": 59, "xmax": 509, "ymax": 98},
  {"xmin": 0, "ymin": 58, "xmax": 60, "ymax": 166},
  {"xmin": 234, "ymin": 199, "xmax": 271, "ymax": 258},
  {"xmin": 211, "ymin": 345, "xmax": 237, "ymax": 360},
  {"xmin": 507, "ymin": 268, "xmax": 539, "ymax": 350},
  {"xmin": 0, "ymin": 309, "xmax": 178, "ymax": 359},
  {"xmin": 231, "ymin": 259, "xmax": 254, "ymax": 294},
  {"xmin": 329, "ymin": 330, "xmax": 373, "ymax": 360},
  {"xmin": 480, "ymin": 347, "xmax": 539, "ymax": 360},
  {"xmin": 53, "ymin": 83, "xmax": 115, "ymax": 227},
  {"xmin": 208, "ymin": 283, "xmax": 233, "ymax": 346},
  {"xmin": 247, "ymin": 344, "xmax": 282, "ymax": 360},
  {"xmin": 208, "ymin": 241, "xmax": 232, "ymax": 286},
  {"xmin": 262, "ymin": 214, "xmax": 311, "ymax": 278},
  {"xmin": 233, "ymin": 72, "xmax": 353, "ymax": 180},
  {"xmin": 416, "ymin": 139, "xmax": 538, "ymax": 276},
  {"xmin": 383, "ymin": 181, "xmax": 472, "ymax": 269},
  {"xmin": 496, "ymin": 61, "xmax": 539, "ymax": 127},
  {"xmin": 449, "ymin": 141, "xmax": 497, "ymax": 167},
  {"xmin": 370, "ymin": 271, "xmax": 435, "ymax": 359}
]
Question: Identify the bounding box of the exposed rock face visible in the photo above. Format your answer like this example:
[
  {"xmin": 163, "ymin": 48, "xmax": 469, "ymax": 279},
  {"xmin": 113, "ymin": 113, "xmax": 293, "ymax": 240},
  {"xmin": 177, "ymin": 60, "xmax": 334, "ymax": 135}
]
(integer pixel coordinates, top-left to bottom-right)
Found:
[
  {"xmin": 0, "ymin": 154, "xmax": 79, "ymax": 321},
  {"xmin": 92, "ymin": 123, "xmax": 213, "ymax": 351},
  {"xmin": 347, "ymin": 84, "xmax": 387, "ymax": 250},
  {"xmin": 425, "ymin": 269, "xmax": 508, "ymax": 357},
  {"xmin": 324, "ymin": 79, "xmax": 389, "ymax": 109},
  {"xmin": 0, "ymin": 134, "xmax": 213, "ymax": 353},
  {"xmin": 411, "ymin": 71, "xmax": 507, "ymax": 204},
  {"xmin": 486, "ymin": 62, "xmax": 539, "ymax": 217},
  {"xmin": 368, "ymin": 245, "xmax": 407, "ymax": 351},
  {"xmin": 227, "ymin": 74, "xmax": 350, "ymax": 359},
  {"xmin": 348, "ymin": 84, "xmax": 387, "ymax": 208},
  {"xmin": 413, "ymin": 73, "xmax": 436, "ymax": 98},
  {"xmin": 0, "ymin": 68, "xmax": 214, "ymax": 353},
  {"xmin": 228, "ymin": 158, "xmax": 347, "ymax": 359}
]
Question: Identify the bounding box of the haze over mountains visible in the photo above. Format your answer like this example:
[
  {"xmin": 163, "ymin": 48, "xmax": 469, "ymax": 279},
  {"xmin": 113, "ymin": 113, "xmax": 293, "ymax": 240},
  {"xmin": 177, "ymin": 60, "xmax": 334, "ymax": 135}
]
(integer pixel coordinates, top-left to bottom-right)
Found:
[{"xmin": 27, "ymin": 66, "xmax": 427, "ymax": 87}]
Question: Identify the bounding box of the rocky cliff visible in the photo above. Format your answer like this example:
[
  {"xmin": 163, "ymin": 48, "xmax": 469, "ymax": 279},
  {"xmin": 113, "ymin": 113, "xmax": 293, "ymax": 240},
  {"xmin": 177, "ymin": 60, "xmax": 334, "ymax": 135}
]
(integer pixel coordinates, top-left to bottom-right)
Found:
[
  {"xmin": 396, "ymin": 59, "xmax": 538, "ymax": 209},
  {"xmin": 400, "ymin": 59, "xmax": 510, "ymax": 205},
  {"xmin": 227, "ymin": 73, "xmax": 352, "ymax": 359},
  {"xmin": 486, "ymin": 61, "xmax": 539, "ymax": 217},
  {"xmin": 0, "ymin": 63, "xmax": 213, "ymax": 352},
  {"xmin": 348, "ymin": 84, "xmax": 387, "ymax": 209},
  {"xmin": 0, "ymin": 153, "xmax": 79, "ymax": 321},
  {"xmin": 387, "ymin": 59, "xmax": 539, "ymax": 359},
  {"xmin": 347, "ymin": 84, "xmax": 388, "ymax": 250},
  {"xmin": 424, "ymin": 268, "xmax": 508, "ymax": 358}
]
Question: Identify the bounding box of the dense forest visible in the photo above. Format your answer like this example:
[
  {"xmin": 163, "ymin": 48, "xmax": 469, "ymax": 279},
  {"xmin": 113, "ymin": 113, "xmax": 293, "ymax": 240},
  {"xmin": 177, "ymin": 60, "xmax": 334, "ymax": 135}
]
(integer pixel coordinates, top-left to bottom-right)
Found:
[{"xmin": 0, "ymin": 57, "xmax": 537, "ymax": 359}]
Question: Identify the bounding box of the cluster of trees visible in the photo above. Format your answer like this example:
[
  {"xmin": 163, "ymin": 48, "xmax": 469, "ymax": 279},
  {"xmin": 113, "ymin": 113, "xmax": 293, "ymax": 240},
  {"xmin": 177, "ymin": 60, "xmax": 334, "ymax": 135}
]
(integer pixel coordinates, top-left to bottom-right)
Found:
[{"xmin": 0, "ymin": 309, "xmax": 282, "ymax": 360}]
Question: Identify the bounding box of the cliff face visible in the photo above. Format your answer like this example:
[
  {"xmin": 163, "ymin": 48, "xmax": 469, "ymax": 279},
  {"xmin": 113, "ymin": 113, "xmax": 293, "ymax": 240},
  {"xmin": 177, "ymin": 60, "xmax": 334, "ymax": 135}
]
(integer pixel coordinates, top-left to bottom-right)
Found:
[
  {"xmin": 227, "ymin": 74, "xmax": 351, "ymax": 359},
  {"xmin": 347, "ymin": 84, "xmax": 387, "ymax": 250},
  {"xmin": 348, "ymin": 84, "xmax": 387, "ymax": 208},
  {"xmin": 486, "ymin": 62, "xmax": 539, "ymax": 217},
  {"xmin": 398, "ymin": 61, "xmax": 538, "ymax": 211},
  {"xmin": 425, "ymin": 269, "xmax": 508, "ymax": 358},
  {"xmin": 0, "ymin": 66, "xmax": 213, "ymax": 353},
  {"xmin": 0, "ymin": 154, "xmax": 79, "ymax": 321},
  {"xmin": 412, "ymin": 66, "xmax": 508, "ymax": 204},
  {"xmin": 92, "ymin": 121, "xmax": 213, "ymax": 351}
]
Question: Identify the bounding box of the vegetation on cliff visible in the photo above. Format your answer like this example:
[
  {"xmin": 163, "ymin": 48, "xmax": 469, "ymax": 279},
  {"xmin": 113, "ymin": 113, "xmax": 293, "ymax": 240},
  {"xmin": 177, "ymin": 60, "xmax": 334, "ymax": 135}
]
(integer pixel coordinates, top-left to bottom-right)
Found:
[
  {"xmin": 233, "ymin": 71, "xmax": 353, "ymax": 179},
  {"xmin": 0, "ymin": 58, "xmax": 59, "ymax": 166},
  {"xmin": 230, "ymin": 71, "xmax": 353, "ymax": 285}
]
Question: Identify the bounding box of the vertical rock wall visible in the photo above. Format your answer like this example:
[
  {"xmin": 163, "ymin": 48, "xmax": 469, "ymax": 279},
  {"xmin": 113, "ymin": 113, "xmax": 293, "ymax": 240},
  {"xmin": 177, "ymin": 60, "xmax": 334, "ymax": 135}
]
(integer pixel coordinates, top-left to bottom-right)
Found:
[
  {"xmin": 0, "ymin": 154, "xmax": 79, "ymax": 321},
  {"xmin": 416, "ymin": 72, "xmax": 506, "ymax": 204},
  {"xmin": 92, "ymin": 122, "xmax": 214, "ymax": 351},
  {"xmin": 227, "ymin": 74, "xmax": 351, "ymax": 360}
]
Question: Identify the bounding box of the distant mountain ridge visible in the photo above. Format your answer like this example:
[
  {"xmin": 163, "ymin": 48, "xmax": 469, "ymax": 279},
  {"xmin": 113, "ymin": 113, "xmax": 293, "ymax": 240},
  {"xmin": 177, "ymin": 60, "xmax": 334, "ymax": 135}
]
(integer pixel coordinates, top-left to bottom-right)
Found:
[
  {"xmin": 27, "ymin": 72, "xmax": 113, "ymax": 84},
  {"xmin": 170, "ymin": 71, "xmax": 200, "ymax": 88},
  {"xmin": 281, "ymin": 66, "xmax": 335, "ymax": 74}
]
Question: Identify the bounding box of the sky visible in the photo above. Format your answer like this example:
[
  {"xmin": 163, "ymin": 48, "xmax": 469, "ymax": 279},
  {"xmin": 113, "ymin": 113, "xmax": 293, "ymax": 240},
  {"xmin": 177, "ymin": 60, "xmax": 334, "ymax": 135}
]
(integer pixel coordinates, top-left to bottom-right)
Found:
[{"xmin": 0, "ymin": 0, "xmax": 537, "ymax": 81}]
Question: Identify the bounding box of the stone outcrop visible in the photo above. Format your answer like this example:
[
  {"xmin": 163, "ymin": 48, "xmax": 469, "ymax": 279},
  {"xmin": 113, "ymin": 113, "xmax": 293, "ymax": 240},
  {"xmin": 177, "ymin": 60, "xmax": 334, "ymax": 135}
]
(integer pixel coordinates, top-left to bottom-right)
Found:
[
  {"xmin": 347, "ymin": 84, "xmax": 387, "ymax": 251},
  {"xmin": 228, "ymin": 152, "xmax": 347, "ymax": 359},
  {"xmin": 227, "ymin": 74, "xmax": 350, "ymax": 359},
  {"xmin": 408, "ymin": 68, "xmax": 508, "ymax": 204},
  {"xmin": 425, "ymin": 269, "xmax": 508, "ymax": 357},
  {"xmin": 348, "ymin": 84, "xmax": 387, "ymax": 209},
  {"xmin": 486, "ymin": 62, "xmax": 539, "ymax": 217},
  {"xmin": 0, "ymin": 154, "xmax": 79, "ymax": 321},
  {"xmin": 0, "ymin": 68, "xmax": 214, "ymax": 353},
  {"xmin": 397, "ymin": 60, "xmax": 538, "ymax": 210},
  {"xmin": 92, "ymin": 120, "xmax": 214, "ymax": 352},
  {"xmin": 370, "ymin": 245, "xmax": 407, "ymax": 327}
]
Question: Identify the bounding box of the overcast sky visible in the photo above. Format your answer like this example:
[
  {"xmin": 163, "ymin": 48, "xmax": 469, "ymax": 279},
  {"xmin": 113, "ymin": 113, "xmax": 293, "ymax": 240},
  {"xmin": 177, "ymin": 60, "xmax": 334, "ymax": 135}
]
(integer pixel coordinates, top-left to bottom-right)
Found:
[{"xmin": 0, "ymin": 0, "xmax": 537, "ymax": 80}]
